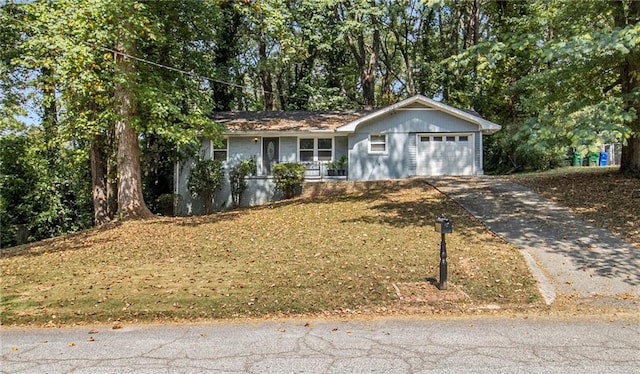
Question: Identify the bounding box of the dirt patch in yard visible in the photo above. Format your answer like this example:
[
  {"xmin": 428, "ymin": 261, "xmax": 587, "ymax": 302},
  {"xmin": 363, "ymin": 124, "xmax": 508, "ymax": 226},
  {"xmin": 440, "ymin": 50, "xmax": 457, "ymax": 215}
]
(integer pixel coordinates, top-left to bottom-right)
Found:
[{"xmin": 392, "ymin": 281, "xmax": 469, "ymax": 303}]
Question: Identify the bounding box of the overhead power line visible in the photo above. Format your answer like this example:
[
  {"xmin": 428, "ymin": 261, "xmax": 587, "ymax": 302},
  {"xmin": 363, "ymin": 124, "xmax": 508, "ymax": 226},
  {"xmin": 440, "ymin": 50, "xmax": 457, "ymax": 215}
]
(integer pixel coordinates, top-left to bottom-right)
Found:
[{"xmin": 3, "ymin": 8, "xmax": 276, "ymax": 95}]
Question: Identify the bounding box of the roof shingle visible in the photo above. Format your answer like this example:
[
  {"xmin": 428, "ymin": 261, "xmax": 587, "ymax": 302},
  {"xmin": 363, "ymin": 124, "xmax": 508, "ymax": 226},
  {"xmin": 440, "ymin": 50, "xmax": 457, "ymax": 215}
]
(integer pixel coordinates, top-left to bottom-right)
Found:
[{"xmin": 211, "ymin": 111, "xmax": 371, "ymax": 133}]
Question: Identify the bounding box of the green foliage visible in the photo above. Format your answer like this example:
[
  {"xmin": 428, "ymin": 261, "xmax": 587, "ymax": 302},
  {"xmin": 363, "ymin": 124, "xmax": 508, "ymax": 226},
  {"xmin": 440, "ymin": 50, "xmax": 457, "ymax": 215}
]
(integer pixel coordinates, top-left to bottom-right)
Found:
[
  {"xmin": 272, "ymin": 163, "xmax": 306, "ymax": 199},
  {"xmin": 445, "ymin": 0, "xmax": 639, "ymax": 172},
  {"xmin": 155, "ymin": 194, "xmax": 180, "ymax": 217},
  {"xmin": 229, "ymin": 158, "xmax": 256, "ymax": 207},
  {"xmin": 2, "ymin": 0, "xmax": 640, "ymax": 236},
  {"xmin": 187, "ymin": 159, "xmax": 224, "ymax": 214},
  {"xmin": 335, "ymin": 155, "xmax": 348, "ymax": 170},
  {"xmin": 483, "ymin": 126, "xmax": 566, "ymax": 174},
  {"xmin": 0, "ymin": 133, "xmax": 92, "ymax": 248}
]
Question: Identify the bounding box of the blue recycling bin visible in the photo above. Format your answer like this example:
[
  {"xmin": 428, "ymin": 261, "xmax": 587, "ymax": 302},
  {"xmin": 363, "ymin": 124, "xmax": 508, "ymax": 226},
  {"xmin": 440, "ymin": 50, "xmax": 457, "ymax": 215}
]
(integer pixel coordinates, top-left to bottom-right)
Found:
[{"xmin": 599, "ymin": 152, "xmax": 608, "ymax": 166}]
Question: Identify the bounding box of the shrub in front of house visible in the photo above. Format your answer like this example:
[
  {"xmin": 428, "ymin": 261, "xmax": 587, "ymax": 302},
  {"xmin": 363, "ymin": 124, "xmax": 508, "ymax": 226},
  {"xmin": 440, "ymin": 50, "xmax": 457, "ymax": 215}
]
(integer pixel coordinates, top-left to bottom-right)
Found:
[
  {"xmin": 187, "ymin": 159, "xmax": 224, "ymax": 214},
  {"xmin": 230, "ymin": 158, "xmax": 257, "ymax": 207},
  {"xmin": 272, "ymin": 163, "xmax": 306, "ymax": 199}
]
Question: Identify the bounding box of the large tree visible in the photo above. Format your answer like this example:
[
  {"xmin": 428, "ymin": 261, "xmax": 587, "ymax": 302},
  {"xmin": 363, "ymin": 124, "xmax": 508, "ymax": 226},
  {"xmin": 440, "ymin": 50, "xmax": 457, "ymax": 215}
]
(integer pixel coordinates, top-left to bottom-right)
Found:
[
  {"xmin": 614, "ymin": 0, "xmax": 640, "ymax": 172},
  {"xmin": 3, "ymin": 0, "xmax": 220, "ymax": 228}
]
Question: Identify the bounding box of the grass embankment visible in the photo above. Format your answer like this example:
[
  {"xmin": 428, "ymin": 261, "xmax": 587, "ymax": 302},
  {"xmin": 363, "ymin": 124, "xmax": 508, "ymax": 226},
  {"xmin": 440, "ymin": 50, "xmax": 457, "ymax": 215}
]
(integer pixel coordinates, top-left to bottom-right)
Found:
[{"xmin": 1, "ymin": 180, "xmax": 539, "ymax": 326}]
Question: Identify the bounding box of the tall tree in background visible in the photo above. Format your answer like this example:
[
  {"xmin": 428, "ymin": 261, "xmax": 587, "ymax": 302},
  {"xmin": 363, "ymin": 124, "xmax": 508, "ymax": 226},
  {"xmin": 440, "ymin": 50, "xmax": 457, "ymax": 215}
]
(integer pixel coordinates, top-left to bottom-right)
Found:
[
  {"xmin": 112, "ymin": 5, "xmax": 153, "ymax": 219},
  {"xmin": 4, "ymin": 0, "xmax": 640, "ymax": 246},
  {"xmin": 336, "ymin": 0, "xmax": 381, "ymax": 109},
  {"xmin": 615, "ymin": 0, "xmax": 640, "ymax": 172}
]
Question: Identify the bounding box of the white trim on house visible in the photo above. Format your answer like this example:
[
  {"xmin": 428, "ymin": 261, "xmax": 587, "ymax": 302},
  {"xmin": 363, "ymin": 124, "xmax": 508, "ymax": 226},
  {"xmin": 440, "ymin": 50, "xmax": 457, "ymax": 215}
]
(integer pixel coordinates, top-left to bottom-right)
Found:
[
  {"xmin": 416, "ymin": 132, "xmax": 475, "ymax": 176},
  {"xmin": 368, "ymin": 133, "xmax": 388, "ymax": 154},
  {"xmin": 298, "ymin": 136, "xmax": 334, "ymax": 162},
  {"xmin": 336, "ymin": 95, "xmax": 501, "ymax": 134},
  {"xmin": 225, "ymin": 130, "xmax": 335, "ymax": 137},
  {"xmin": 211, "ymin": 137, "xmax": 229, "ymax": 162}
]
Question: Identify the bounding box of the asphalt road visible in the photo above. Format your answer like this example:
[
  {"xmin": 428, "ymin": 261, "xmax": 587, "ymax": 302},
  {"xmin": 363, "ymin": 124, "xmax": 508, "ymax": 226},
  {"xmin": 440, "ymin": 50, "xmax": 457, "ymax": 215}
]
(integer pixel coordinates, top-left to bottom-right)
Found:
[{"xmin": 2, "ymin": 316, "xmax": 639, "ymax": 373}]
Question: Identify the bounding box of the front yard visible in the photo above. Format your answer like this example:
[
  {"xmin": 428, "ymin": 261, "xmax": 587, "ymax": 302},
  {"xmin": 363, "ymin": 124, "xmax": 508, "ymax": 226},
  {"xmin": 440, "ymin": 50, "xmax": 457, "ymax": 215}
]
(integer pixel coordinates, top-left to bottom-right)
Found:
[{"xmin": 1, "ymin": 179, "xmax": 540, "ymax": 326}]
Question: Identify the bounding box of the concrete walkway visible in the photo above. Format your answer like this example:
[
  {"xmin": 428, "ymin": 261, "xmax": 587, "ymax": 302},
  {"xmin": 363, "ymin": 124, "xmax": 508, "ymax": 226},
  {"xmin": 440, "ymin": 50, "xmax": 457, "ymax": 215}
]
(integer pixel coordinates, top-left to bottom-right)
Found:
[{"xmin": 425, "ymin": 177, "xmax": 640, "ymax": 307}]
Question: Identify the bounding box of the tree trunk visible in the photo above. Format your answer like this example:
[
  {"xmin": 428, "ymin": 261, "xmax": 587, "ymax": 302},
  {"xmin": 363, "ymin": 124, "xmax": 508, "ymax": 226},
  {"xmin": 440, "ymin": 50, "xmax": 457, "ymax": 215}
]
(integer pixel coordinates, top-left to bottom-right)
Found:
[
  {"xmin": 258, "ymin": 39, "xmax": 274, "ymax": 111},
  {"xmin": 615, "ymin": 0, "xmax": 640, "ymax": 173},
  {"xmin": 361, "ymin": 27, "xmax": 379, "ymax": 109},
  {"xmin": 90, "ymin": 132, "xmax": 110, "ymax": 226},
  {"xmin": 114, "ymin": 41, "xmax": 153, "ymax": 220},
  {"xmin": 212, "ymin": 0, "xmax": 242, "ymax": 110},
  {"xmin": 347, "ymin": 29, "xmax": 379, "ymax": 110},
  {"xmin": 106, "ymin": 126, "xmax": 118, "ymax": 218},
  {"xmin": 41, "ymin": 66, "xmax": 58, "ymax": 169},
  {"xmin": 203, "ymin": 192, "xmax": 213, "ymax": 215},
  {"xmin": 621, "ymin": 134, "xmax": 640, "ymax": 173},
  {"xmin": 438, "ymin": 10, "xmax": 450, "ymax": 101}
]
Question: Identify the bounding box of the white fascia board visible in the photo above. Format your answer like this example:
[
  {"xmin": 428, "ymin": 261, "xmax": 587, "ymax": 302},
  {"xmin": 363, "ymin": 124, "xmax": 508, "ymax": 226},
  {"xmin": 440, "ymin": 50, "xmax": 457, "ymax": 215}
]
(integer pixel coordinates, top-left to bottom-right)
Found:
[
  {"xmin": 223, "ymin": 130, "xmax": 336, "ymax": 137},
  {"xmin": 336, "ymin": 94, "xmax": 501, "ymax": 133}
]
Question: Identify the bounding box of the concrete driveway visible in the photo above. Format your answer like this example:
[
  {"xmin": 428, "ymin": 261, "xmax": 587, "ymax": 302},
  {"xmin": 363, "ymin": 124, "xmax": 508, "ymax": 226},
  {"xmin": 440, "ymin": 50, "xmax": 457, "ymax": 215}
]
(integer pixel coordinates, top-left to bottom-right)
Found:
[{"xmin": 425, "ymin": 176, "xmax": 640, "ymax": 307}]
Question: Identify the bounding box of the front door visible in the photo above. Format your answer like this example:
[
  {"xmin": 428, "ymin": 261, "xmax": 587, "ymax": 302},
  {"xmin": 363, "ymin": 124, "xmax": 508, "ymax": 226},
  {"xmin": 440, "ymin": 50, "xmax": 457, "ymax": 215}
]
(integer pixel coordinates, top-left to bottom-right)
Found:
[{"xmin": 262, "ymin": 137, "xmax": 279, "ymax": 175}]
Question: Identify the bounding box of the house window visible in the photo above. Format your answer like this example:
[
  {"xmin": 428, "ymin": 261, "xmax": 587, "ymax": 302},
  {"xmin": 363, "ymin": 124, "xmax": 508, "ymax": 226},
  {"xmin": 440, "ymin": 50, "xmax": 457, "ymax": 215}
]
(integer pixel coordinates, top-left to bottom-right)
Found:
[
  {"xmin": 212, "ymin": 138, "xmax": 228, "ymax": 161},
  {"xmin": 317, "ymin": 138, "xmax": 332, "ymax": 161},
  {"xmin": 459, "ymin": 135, "xmax": 469, "ymax": 142},
  {"xmin": 299, "ymin": 138, "xmax": 333, "ymax": 162},
  {"xmin": 446, "ymin": 136, "xmax": 456, "ymax": 142},
  {"xmin": 369, "ymin": 134, "xmax": 387, "ymax": 153}
]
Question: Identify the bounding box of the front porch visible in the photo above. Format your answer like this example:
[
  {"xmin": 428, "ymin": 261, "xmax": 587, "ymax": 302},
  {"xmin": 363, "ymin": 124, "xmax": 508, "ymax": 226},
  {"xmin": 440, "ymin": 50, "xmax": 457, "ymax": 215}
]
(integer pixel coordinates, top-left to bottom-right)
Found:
[{"xmin": 299, "ymin": 161, "xmax": 348, "ymax": 182}]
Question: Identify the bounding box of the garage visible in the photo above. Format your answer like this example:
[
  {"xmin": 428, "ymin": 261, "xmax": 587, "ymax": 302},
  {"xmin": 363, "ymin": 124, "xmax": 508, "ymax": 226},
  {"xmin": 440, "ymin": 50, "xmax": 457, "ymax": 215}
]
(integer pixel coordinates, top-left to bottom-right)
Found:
[
  {"xmin": 416, "ymin": 133, "xmax": 474, "ymax": 176},
  {"xmin": 335, "ymin": 95, "xmax": 500, "ymax": 181}
]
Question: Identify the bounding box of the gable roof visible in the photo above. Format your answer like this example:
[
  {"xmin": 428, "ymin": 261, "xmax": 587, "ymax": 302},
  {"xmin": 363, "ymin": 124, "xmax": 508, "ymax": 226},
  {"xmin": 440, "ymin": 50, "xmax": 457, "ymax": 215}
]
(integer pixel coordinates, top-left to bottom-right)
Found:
[
  {"xmin": 213, "ymin": 111, "xmax": 370, "ymax": 134},
  {"xmin": 212, "ymin": 95, "xmax": 501, "ymax": 135},
  {"xmin": 336, "ymin": 95, "xmax": 501, "ymax": 134}
]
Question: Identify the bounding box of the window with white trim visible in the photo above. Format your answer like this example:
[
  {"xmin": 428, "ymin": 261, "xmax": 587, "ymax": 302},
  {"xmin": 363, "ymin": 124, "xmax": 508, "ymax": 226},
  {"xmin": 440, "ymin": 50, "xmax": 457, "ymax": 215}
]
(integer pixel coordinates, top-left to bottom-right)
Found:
[
  {"xmin": 369, "ymin": 134, "xmax": 387, "ymax": 153},
  {"xmin": 212, "ymin": 138, "xmax": 228, "ymax": 161},
  {"xmin": 299, "ymin": 138, "xmax": 333, "ymax": 162}
]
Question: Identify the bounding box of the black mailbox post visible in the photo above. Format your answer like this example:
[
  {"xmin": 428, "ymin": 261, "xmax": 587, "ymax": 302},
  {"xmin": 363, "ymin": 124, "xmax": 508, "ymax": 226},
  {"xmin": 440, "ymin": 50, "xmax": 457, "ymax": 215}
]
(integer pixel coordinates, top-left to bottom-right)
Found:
[{"xmin": 435, "ymin": 216, "xmax": 452, "ymax": 290}]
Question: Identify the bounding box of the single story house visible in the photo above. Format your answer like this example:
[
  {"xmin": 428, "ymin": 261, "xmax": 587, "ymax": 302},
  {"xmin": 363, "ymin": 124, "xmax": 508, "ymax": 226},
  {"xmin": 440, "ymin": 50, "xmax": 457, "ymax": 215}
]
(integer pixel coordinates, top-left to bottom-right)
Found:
[{"xmin": 174, "ymin": 95, "xmax": 501, "ymax": 215}]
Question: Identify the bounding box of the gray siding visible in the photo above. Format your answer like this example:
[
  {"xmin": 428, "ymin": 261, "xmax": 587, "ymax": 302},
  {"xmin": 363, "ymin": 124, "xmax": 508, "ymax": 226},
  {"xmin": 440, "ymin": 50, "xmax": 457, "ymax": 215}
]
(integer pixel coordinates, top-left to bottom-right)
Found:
[
  {"xmin": 357, "ymin": 110, "xmax": 478, "ymax": 134},
  {"xmin": 348, "ymin": 109, "xmax": 482, "ymax": 181},
  {"xmin": 279, "ymin": 136, "xmax": 298, "ymax": 163},
  {"xmin": 335, "ymin": 136, "xmax": 348, "ymax": 160},
  {"xmin": 175, "ymin": 106, "xmax": 492, "ymax": 214},
  {"xmin": 228, "ymin": 137, "xmax": 261, "ymax": 167},
  {"xmin": 408, "ymin": 132, "xmax": 417, "ymax": 176},
  {"xmin": 348, "ymin": 132, "xmax": 412, "ymax": 181}
]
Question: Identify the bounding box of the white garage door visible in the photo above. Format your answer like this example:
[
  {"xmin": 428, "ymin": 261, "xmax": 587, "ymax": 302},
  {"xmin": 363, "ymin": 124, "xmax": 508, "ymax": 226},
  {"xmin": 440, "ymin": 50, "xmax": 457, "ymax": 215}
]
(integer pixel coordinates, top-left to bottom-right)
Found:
[{"xmin": 416, "ymin": 134, "xmax": 474, "ymax": 176}]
